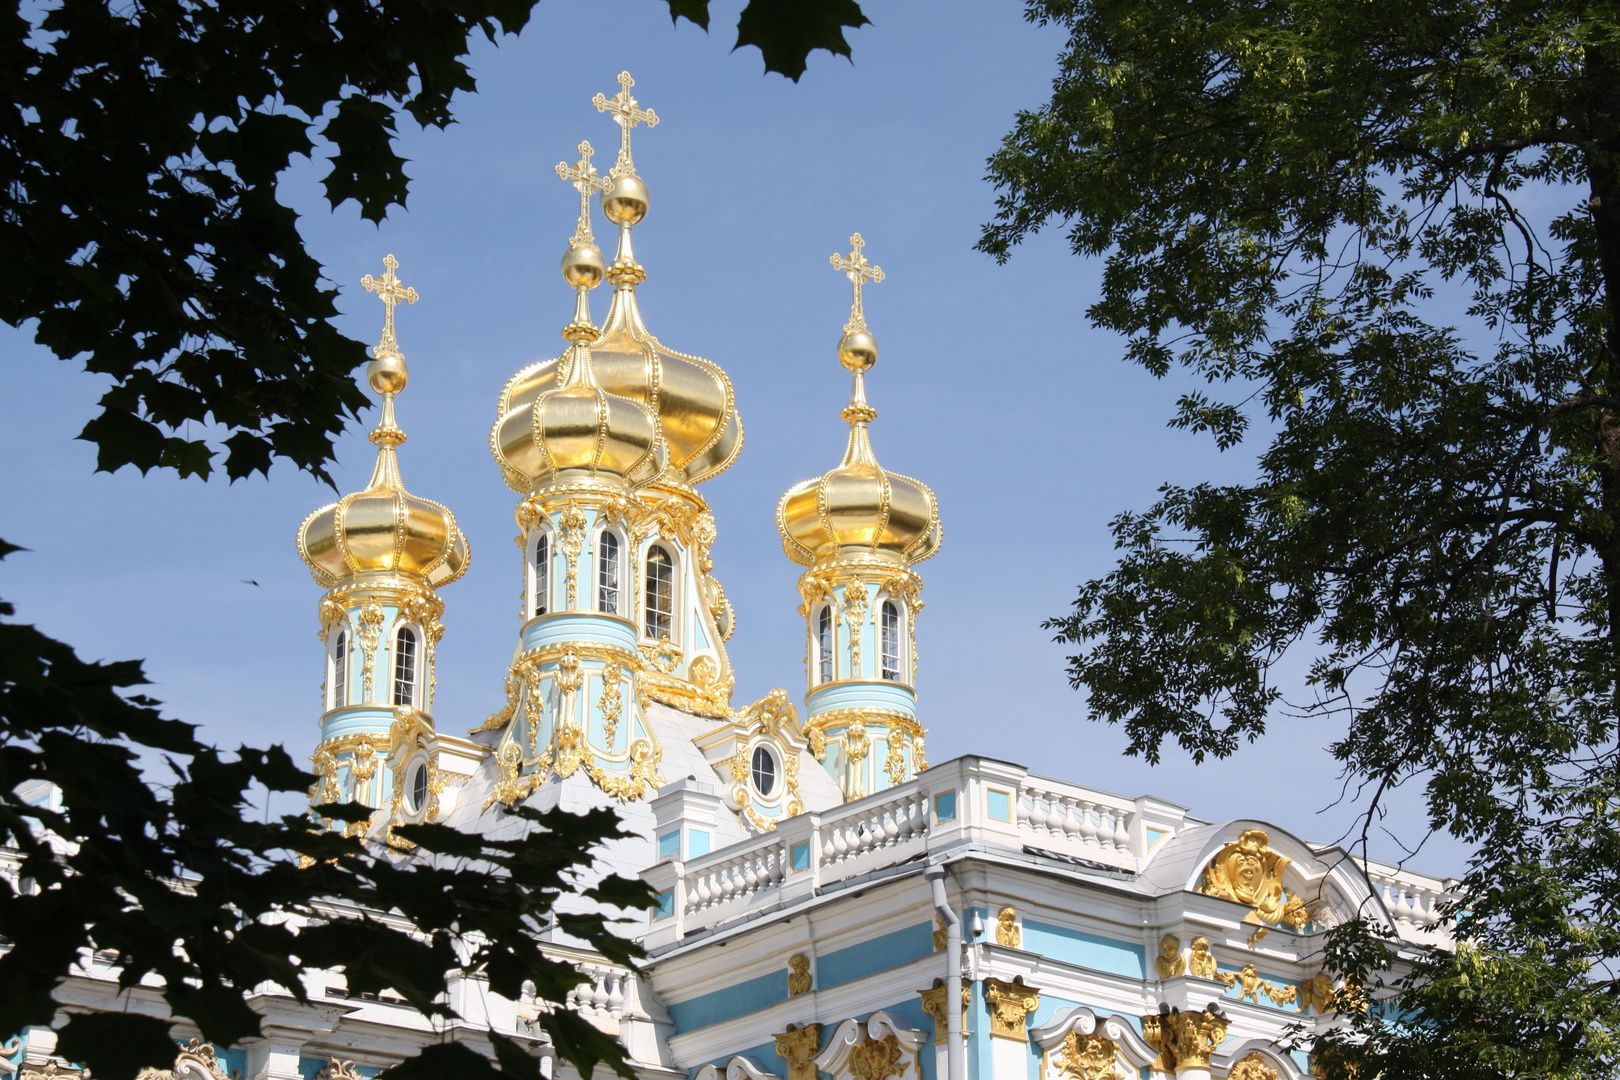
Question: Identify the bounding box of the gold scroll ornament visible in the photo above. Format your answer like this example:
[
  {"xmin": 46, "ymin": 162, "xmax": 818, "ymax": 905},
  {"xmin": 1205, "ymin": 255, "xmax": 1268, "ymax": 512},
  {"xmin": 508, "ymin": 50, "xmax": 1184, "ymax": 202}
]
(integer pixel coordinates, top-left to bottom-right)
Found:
[
  {"xmin": 1054, "ymin": 1030, "xmax": 1124, "ymax": 1080},
  {"xmin": 1197, "ymin": 828, "xmax": 1310, "ymax": 929}
]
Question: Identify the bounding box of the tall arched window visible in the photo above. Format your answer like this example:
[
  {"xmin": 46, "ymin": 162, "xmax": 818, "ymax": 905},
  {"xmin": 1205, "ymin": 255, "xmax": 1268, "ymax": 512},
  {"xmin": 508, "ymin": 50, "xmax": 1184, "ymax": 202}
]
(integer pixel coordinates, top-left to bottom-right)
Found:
[
  {"xmin": 533, "ymin": 532, "xmax": 550, "ymax": 617},
  {"xmin": 331, "ymin": 629, "xmax": 348, "ymax": 709},
  {"xmin": 817, "ymin": 605, "xmax": 833, "ymax": 684},
  {"xmin": 880, "ymin": 600, "xmax": 902, "ymax": 681},
  {"xmin": 644, "ymin": 546, "xmax": 675, "ymax": 640},
  {"xmin": 392, "ymin": 627, "xmax": 418, "ymax": 707},
  {"xmin": 598, "ymin": 531, "xmax": 621, "ymax": 615}
]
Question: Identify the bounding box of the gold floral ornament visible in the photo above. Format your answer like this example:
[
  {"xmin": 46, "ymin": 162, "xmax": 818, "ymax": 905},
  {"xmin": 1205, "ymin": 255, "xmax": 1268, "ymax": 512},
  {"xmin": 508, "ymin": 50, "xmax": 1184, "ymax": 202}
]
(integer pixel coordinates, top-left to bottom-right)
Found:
[
  {"xmin": 848, "ymin": 1034, "xmax": 907, "ymax": 1080},
  {"xmin": 996, "ymin": 905, "xmax": 1021, "ymax": 947},
  {"xmin": 1141, "ymin": 1004, "xmax": 1228, "ymax": 1074},
  {"xmin": 1155, "ymin": 933, "xmax": 1185, "ymax": 979},
  {"xmin": 315, "ymin": 1062, "xmax": 368, "ymax": 1080},
  {"xmin": 787, "ymin": 952, "xmax": 812, "ymax": 996},
  {"xmin": 775, "ymin": 1024, "xmax": 824, "ymax": 1080},
  {"xmin": 135, "ymin": 1039, "xmax": 229, "ymax": 1080},
  {"xmin": 1229, "ymin": 1053, "xmax": 1280, "ymax": 1080},
  {"xmin": 1054, "ymin": 1030, "xmax": 1124, "ymax": 1080},
  {"xmin": 1197, "ymin": 828, "xmax": 1311, "ymax": 929},
  {"xmin": 984, "ymin": 976, "xmax": 1040, "ymax": 1041},
  {"xmin": 1218, "ymin": 963, "xmax": 1299, "ymax": 1007}
]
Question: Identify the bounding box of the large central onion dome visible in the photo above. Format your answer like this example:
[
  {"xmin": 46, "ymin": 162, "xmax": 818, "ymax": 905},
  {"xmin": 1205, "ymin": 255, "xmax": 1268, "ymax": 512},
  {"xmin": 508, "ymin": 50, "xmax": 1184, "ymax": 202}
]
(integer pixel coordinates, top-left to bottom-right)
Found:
[
  {"xmin": 299, "ymin": 257, "xmax": 471, "ymax": 588},
  {"xmin": 493, "ymin": 164, "xmax": 659, "ymax": 489},
  {"xmin": 493, "ymin": 118, "xmax": 741, "ymax": 495},
  {"xmin": 778, "ymin": 234, "xmax": 940, "ymax": 568}
]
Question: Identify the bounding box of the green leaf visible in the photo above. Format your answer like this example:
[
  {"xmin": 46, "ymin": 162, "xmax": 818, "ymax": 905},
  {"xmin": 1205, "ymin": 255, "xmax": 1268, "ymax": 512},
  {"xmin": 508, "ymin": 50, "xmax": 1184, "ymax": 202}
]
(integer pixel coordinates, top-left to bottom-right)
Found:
[{"xmin": 734, "ymin": 0, "xmax": 871, "ymax": 80}]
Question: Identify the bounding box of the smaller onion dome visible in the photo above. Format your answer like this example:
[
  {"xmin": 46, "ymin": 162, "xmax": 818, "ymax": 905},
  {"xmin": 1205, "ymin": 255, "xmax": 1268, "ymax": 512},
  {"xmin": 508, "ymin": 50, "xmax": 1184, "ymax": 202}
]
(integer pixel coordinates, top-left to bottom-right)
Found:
[
  {"xmin": 298, "ymin": 256, "xmax": 471, "ymax": 589},
  {"xmin": 777, "ymin": 235, "xmax": 941, "ymax": 568}
]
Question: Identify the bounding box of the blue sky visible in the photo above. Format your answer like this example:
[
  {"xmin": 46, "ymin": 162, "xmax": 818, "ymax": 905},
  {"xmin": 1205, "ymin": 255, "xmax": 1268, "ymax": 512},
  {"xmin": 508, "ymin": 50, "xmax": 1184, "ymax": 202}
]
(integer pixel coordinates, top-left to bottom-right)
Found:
[{"xmin": 0, "ymin": 2, "xmax": 1464, "ymax": 877}]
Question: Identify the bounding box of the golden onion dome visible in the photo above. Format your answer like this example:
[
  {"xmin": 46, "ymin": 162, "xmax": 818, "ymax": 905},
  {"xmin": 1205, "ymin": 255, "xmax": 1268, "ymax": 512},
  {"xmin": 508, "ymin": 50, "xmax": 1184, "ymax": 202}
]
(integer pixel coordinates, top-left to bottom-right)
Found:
[
  {"xmin": 496, "ymin": 105, "xmax": 742, "ymax": 493},
  {"xmin": 492, "ymin": 203, "xmax": 660, "ymax": 487},
  {"xmin": 298, "ymin": 256, "xmax": 470, "ymax": 589},
  {"xmin": 777, "ymin": 235, "xmax": 941, "ymax": 568},
  {"xmin": 777, "ymin": 371, "xmax": 941, "ymax": 567}
]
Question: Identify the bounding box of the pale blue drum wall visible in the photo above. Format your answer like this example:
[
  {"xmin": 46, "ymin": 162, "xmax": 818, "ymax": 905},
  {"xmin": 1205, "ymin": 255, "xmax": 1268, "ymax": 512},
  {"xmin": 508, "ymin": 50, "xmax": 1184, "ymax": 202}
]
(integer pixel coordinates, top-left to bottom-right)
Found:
[
  {"xmin": 806, "ymin": 679, "xmax": 918, "ymax": 718},
  {"xmin": 522, "ymin": 611, "xmax": 638, "ymax": 653}
]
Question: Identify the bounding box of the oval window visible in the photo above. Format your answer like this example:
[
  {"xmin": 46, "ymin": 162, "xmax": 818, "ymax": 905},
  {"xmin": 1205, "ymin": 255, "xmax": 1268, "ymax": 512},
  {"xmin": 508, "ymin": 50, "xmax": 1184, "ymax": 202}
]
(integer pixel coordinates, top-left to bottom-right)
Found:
[
  {"xmin": 408, "ymin": 762, "xmax": 429, "ymax": 814},
  {"xmin": 750, "ymin": 745, "xmax": 777, "ymax": 797}
]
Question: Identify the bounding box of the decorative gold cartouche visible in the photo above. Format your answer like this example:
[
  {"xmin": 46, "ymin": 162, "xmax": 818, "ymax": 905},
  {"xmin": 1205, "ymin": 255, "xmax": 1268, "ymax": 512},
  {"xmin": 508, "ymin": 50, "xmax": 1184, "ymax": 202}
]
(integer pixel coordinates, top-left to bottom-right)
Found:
[
  {"xmin": 492, "ymin": 141, "xmax": 659, "ymax": 486},
  {"xmin": 778, "ymin": 235, "xmax": 941, "ymax": 567},
  {"xmin": 496, "ymin": 70, "xmax": 742, "ymax": 496},
  {"xmin": 299, "ymin": 256, "xmax": 470, "ymax": 587}
]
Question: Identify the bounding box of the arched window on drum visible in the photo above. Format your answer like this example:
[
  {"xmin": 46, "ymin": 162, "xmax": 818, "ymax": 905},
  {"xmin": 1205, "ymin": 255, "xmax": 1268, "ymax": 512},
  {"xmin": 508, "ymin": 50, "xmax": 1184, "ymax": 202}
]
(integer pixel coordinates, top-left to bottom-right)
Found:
[
  {"xmin": 880, "ymin": 600, "xmax": 903, "ymax": 682},
  {"xmin": 816, "ymin": 605, "xmax": 834, "ymax": 684},
  {"xmin": 392, "ymin": 626, "xmax": 418, "ymax": 707},
  {"xmin": 329, "ymin": 629, "xmax": 348, "ymax": 710},
  {"xmin": 644, "ymin": 546, "xmax": 676, "ymax": 640},
  {"xmin": 532, "ymin": 531, "xmax": 551, "ymax": 617},
  {"xmin": 598, "ymin": 530, "xmax": 622, "ymax": 615}
]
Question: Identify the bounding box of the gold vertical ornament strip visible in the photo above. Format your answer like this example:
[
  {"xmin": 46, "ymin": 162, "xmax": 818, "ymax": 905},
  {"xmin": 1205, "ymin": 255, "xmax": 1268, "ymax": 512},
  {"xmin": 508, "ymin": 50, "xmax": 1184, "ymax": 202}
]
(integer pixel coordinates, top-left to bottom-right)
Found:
[
  {"xmin": 560, "ymin": 502, "xmax": 587, "ymax": 609},
  {"xmin": 357, "ymin": 601, "xmax": 385, "ymax": 702},
  {"xmin": 599, "ymin": 661, "xmax": 624, "ymax": 749},
  {"xmin": 844, "ymin": 580, "xmax": 869, "ymax": 676}
]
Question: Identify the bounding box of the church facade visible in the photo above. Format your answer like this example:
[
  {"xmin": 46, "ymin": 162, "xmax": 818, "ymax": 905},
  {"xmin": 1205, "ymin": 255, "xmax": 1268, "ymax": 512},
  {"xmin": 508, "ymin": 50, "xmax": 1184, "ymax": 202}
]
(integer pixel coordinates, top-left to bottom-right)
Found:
[{"xmin": 2, "ymin": 72, "xmax": 1454, "ymax": 1080}]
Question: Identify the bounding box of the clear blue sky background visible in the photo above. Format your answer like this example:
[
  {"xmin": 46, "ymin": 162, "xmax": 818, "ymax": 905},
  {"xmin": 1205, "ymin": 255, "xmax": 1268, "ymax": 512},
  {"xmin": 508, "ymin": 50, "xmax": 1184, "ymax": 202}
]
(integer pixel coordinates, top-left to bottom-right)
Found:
[{"xmin": 0, "ymin": 2, "xmax": 1463, "ymax": 877}]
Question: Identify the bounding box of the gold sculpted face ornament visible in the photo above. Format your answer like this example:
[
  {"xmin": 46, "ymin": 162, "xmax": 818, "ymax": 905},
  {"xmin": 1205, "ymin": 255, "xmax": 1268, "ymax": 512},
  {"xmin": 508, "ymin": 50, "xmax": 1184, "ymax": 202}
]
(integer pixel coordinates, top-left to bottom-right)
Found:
[
  {"xmin": 593, "ymin": 70, "xmax": 658, "ymax": 178},
  {"xmin": 787, "ymin": 953, "xmax": 812, "ymax": 996},
  {"xmin": 1155, "ymin": 934, "xmax": 1185, "ymax": 979},
  {"xmin": 1198, "ymin": 828, "xmax": 1311, "ymax": 928}
]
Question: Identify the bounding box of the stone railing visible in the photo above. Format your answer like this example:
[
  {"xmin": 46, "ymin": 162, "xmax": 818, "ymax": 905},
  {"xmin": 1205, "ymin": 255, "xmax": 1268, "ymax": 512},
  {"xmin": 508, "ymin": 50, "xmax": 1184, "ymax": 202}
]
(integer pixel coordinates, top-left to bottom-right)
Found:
[
  {"xmin": 1364, "ymin": 863, "xmax": 1455, "ymax": 937},
  {"xmin": 642, "ymin": 757, "xmax": 1169, "ymax": 947}
]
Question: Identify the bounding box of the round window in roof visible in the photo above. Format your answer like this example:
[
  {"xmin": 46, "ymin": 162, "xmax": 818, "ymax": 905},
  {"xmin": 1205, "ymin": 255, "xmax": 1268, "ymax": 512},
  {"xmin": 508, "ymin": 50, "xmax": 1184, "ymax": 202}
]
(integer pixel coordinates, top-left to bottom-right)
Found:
[{"xmin": 750, "ymin": 745, "xmax": 777, "ymax": 797}]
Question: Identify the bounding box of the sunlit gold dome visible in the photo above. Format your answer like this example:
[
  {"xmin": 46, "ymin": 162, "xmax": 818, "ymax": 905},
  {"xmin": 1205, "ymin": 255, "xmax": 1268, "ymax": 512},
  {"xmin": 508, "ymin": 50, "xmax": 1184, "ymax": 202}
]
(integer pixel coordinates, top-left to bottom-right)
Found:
[
  {"xmin": 777, "ymin": 235, "xmax": 941, "ymax": 568},
  {"xmin": 496, "ymin": 100, "xmax": 741, "ymax": 494},
  {"xmin": 298, "ymin": 256, "xmax": 471, "ymax": 590},
  {"xmin": 777, "ymin": 372, "xmax": 941, "ymax": 567},
  {"xmin": 493, "ymin": 178, "xmax": 660, "ymax": 488}
]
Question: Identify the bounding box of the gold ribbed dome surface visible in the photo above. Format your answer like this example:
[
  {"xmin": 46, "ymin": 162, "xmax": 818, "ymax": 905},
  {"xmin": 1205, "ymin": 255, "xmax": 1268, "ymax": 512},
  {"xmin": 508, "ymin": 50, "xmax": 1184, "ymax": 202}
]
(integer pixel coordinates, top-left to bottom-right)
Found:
[
  {"xmin": 777, "ymin": 375, "xmax": 941, "ymax": 567},
  {"xmin": 298, "ymin": 422, "xmax": 471, "ymax": 588},
  {"xmin": 298, "ymin": 254, "xmax": 471, "ymax": 589},
  {"xmin": 494, "ymin": 342, "xmax": 659, "ymax": 486}
]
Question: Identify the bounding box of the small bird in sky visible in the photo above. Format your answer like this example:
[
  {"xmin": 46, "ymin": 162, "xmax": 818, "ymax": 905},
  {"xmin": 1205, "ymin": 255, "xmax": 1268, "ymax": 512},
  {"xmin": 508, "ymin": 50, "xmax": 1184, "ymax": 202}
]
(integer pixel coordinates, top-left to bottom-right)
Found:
[{"xmin": 240, "ymin": 578, "xmax": 261, "ymax": 588}]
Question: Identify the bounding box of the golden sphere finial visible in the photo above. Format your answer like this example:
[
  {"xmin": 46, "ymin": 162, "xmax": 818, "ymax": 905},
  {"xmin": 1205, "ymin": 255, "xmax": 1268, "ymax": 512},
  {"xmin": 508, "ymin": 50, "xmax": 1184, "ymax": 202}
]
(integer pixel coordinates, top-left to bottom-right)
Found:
[
  {"xmin": 601, "ymin": 173, "xmax": 649, "ymax": 226},
  {"xmin": 367, "ymin": 352, "xmax": 410, "ymax": 395},
  {"xmin": 562, "ymin": 243, "xmax": 607, "ymax": 289},
  {"xmin": 838, "ymin": 329, "xmax": 878, "ymax": 372}
]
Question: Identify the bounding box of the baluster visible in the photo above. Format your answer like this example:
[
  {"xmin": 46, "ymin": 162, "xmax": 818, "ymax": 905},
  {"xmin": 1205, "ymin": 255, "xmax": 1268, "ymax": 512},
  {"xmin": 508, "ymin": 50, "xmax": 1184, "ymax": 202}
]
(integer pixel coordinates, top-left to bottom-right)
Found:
[
  {"xmin": 608, "ymin": 974, "xmax": 626, "ymax": 1016},
  {"xmin": 1112, "ymin": 810, "xmax": 1132, "ymax": 851},
  {"xmin": 1078, "ymin": 801, "xmax": 1099, "ymax": 846}
]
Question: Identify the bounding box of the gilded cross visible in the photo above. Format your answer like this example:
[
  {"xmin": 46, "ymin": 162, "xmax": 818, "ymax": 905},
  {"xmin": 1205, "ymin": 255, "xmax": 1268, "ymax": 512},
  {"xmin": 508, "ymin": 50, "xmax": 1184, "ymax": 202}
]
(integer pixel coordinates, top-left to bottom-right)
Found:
[
  {"xmin": 361, "ymin": 254, "xmax": 418, "ymax": 358},
  {"xmin": 592, "ymin": 70, "xmax": 659, "ymax": 178},
  {"xmin": 830, "ymin": 233, "xmax": 884, "ymax": 332},
  {"xmin": 555, "ymin": 140, "xmax": 611, "ymax": 246}
]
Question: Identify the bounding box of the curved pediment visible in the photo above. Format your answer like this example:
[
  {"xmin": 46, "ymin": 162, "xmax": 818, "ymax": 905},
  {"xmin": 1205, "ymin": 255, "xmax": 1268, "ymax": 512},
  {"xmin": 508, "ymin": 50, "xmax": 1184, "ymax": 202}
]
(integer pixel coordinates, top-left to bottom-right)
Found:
[{"xmin": 1139, "ymin": 819, "xmax": 1397, "ymax": 934}]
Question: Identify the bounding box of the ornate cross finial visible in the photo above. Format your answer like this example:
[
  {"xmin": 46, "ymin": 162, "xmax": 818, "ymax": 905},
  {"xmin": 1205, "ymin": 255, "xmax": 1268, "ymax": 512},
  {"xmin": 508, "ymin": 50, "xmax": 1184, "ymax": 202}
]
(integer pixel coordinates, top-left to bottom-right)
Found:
[
  {"xmin": 830, "ymin": 233, "xmax": 885, "ymax": 333},
  {"xmin": 556, "ymin": 140, "xmax": 611, "ymax": 246},
  {"xmin": 361, "ymin": 254, "xmax": 418, "ymax": 358},
  {"xmin": 593, "ymin": 71, "xmax": 659, "ymax": 178}
]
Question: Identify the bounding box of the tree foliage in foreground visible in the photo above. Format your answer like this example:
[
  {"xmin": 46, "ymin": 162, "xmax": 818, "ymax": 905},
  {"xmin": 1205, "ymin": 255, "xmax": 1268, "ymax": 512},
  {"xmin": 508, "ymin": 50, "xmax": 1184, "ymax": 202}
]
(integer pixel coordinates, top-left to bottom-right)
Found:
[
  {"xmin": 2, "ymin": 1, "xmax": 868, "ymax": 1075},
  {"xmin": 0, "ymin": 538, "xmax": 650, "ymax": 1080},
  {"xmin": 983, "ymin": 0, "xmax": 1620, "ymax": 1076},
  {"xmin": 0, "ymin": 0, "xmax": 868, "ymax": 482}
]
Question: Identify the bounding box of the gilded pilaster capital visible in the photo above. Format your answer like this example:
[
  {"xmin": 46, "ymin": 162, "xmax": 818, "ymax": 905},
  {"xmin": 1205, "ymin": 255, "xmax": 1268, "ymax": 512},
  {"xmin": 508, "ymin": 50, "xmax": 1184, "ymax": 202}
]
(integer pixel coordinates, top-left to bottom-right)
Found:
[
  {"xmin": 984, "ymin": 976, "xmax": 1040, "ymax": 1041},
  {"xmin": 1141, "ymin": 1003, "xmax": 1228, "ymax": 1074}
]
